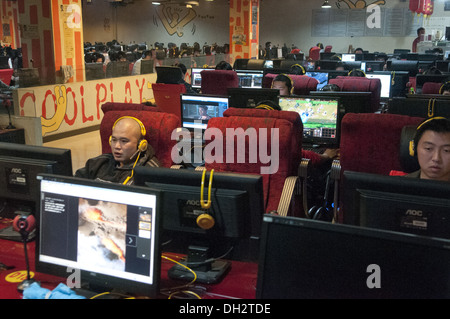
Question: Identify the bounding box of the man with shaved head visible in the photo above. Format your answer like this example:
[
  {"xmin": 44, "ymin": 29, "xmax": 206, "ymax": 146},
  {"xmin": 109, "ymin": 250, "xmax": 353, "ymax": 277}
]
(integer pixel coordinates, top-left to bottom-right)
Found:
[{"xmin": 75, "ymin": 116, "xmax": 160, "ymax": 185}]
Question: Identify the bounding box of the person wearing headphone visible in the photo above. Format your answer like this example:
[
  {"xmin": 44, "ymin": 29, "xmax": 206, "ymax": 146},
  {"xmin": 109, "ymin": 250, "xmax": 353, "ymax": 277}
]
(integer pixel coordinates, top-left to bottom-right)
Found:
[
  {"xmin": 131, "ymin": 50, "xmax": 152, "ymax": 75},
  {"xmin": 75, "ymin": 116, "xmax": 160, "ymax": 185},
  {"xmin": 407, "ymin": 117, "xmax": 450, "ymax": 181},
  {"xmin": 440, "ymin": 82, "xmax": 450, "ymax": 96},
  {"xmin": 271, "ymin": 74, "xmax": 294, "ymax": 96}
]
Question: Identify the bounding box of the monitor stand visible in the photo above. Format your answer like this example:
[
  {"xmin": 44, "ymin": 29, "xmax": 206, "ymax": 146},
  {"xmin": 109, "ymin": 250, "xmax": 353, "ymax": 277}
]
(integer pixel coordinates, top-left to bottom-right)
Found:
[{"xmin": 168, "ymin": 245, "xmax": 231, "ymax": 284}]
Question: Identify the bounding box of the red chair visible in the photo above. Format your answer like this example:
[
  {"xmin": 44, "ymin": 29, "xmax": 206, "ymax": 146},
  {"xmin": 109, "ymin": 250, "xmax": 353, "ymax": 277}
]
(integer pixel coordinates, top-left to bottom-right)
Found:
[
  {"xmin": 151, "ymin": 83, "xmax": 186, "ymax": 120},
  {"xmin": 204, "ymin": 107, "xmax": 304, "ymax": 217},
  {"xmin": 324, "ymin": 46, "xmax": 333, "ymax": 53},
  {"xmin": 200, "ymin": 70, "xmax": 239, "ymax": 95},
  {"xmin": 309, "ymin": 47, "xmax": 321, "ymax": 61},
  {"xmin": 0, "ymin": 69, "xmax": 13, "ymax": 86},
  {"xmin": 100, "ymin": 102, "xmax": 181, "ymax": 168},
  {"xmin": 335, "ymin": 113, "xmax": 424, "ymax": 223},
  {"xmin": 421, "ymin": 82, "xmax": 442, "ymax": 94},
  {"xmin": 262, "ymin": 73, "xmax": 319, "ymax": 95},
  {"xmin": 329, "ymin": 76, "xmax": 381, "ymax": 112}
]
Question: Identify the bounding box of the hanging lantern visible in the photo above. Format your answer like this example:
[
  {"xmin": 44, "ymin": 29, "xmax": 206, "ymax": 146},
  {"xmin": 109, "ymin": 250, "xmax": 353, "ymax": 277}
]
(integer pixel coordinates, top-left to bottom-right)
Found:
[
  {"xmin": 409, "ymin": 0, "xmax": 419, "ymax": 15},
  {"xmin": 422, "ymin": 0, "xmax": 434, "ymax": 18}
]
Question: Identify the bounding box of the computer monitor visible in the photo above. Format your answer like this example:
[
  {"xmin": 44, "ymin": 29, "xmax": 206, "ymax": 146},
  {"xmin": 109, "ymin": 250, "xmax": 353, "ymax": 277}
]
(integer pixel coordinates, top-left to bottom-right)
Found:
[
  {"xmin": 140, "ymin": 59, "xmax": 154, "ymax": 75},
  {"xmin": 85, "ymin": 63, "xmax": 105, "ymax": 81},
  {"xmin": 246, "ymin": 59, "xmax": 265, "ymax": 70},
  {"xmin": 278, "ymin": 96, "xmax": 341, "ymax": 146},
  {"xmin": 235, "ymin": 70, "xmax": 264, "ymax": 88},
  {"xmin": 341, "ymin": 54, "xmax": 356, "ymax": 62},
  {"xmin": 106, "ymin": 61, "xmax": 130, "ymax": 78},
  {"xmin": 134, "ymin": 166, "xmax": 264, "ymax": 283},
  {"xmin": 310, "ymin": 91, "xmax": 372, "ymax": 114},
  {"xmin": 305, "ymin": 71, "xmax": 328, "ymax": 90},
  {"xmin": 180, "ymin": 93, "xmax": 229, "ymax": 131},
  {"xmin": 35, "ymin": 174, "xmax": 161, "ymax": 298},
  {"xmin": 0, "ymin": 142, "xmax": 72, "ymax": 210},
  {"xmin": 190, "ymin": 67, "xmax": 213, "ymax": 89},
  {"xmin": 256, "ymin": 215, "xmax": 450, "ymax": 298},
  {"xmin": 366, "ymin": 72, "xmax": 392, "ymax": 98},
  {"xmin": 227, "ymin": 87, "xmax": 279, "ymax": 109},
  {"xmin": 155, "ymin": 66, "xmax": 183, "ymax": 84},
  {"xmin": 342, "ymin": 61, "xmax": 362, "ymax": 71},
  {"xmin": 445, "ymin": 51, "xmax": 450, "ymax": 60},
  {"xmin": 365, "ymin": 61, "xmax": 385, "ymax": 72},
  {"xmin": 342, "ymin": 171, "xmax": 450, "ymax": 240},
  {"xmin": 415, "ymin": 74, "xmax": 450, "ymax": 91},
  {"xmin": 0, "ymin": 56, "xmax": 10, "ymax": 69},
  {"xmin": 0, "ymin": 142, "xmax": 72, "ymax": 239},
  {"xmin": 317, "ymin": 60, "xmax": 338, "ymax": 71}
]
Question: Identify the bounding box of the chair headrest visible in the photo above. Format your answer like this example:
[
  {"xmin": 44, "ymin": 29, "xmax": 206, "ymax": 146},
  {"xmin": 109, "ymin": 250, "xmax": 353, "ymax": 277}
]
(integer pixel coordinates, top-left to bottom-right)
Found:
[{"xmin": 399, "ymin": 125, "xmax": 420, "ymax": 173}]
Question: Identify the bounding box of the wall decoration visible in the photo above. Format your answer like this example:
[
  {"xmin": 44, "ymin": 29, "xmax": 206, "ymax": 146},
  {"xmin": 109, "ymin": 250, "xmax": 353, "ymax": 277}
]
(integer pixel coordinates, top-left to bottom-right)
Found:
[
  {"xmin": 154, "ymin": 4, "xmax": 197, "ymax": 37},
  {"xmin": 337, "ymin": 0, "xmax": 386, "ymax": 9}
]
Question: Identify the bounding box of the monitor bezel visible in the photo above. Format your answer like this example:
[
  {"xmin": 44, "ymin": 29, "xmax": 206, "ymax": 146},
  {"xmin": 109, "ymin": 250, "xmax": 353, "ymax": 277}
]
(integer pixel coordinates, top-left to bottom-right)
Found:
[
  {"xmin": 278, "ymin": 95, "xmax": 342, "ymax": 145},
  {"xmin": 180, "ymin": 93, "xmax": 229, "ymax": 131},
  {"xmin": 35, "ymin": 173, "xmax": 162, "ymax": 298}
]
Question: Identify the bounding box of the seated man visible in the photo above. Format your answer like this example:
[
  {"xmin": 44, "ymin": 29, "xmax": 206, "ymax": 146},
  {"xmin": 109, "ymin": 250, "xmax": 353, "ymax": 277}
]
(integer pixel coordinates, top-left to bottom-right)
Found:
[
  {"xmin": 407, "ymin": 117, "xmax": 450, "ymax": 181},
  {"xmin": 440, "ymin": 82, "xmax": 450, "ymax": 96},
  {"xmin": 75, "ymin": 116, "xmax": 160, "ymax": 185}
]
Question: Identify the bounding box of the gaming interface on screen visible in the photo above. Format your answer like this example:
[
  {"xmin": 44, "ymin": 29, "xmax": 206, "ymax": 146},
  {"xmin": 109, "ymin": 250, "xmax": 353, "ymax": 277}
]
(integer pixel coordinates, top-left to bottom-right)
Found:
[{"xmin": 279, "ymin": 98, "xmax": 338, "ymax": 139}]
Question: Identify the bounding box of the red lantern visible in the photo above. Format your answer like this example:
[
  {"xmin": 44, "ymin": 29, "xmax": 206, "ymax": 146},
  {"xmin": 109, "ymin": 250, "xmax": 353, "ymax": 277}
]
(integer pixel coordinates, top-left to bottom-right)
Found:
[{"xmin": 409, "ymin": 0, "xmax": 419, "ymax": 14}]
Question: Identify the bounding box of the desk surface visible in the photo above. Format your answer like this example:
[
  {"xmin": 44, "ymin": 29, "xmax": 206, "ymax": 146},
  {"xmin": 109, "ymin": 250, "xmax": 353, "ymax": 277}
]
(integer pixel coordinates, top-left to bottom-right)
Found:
[{"xmin": 0, "ymin": 234, "xmax": 258, "ymax": 299}]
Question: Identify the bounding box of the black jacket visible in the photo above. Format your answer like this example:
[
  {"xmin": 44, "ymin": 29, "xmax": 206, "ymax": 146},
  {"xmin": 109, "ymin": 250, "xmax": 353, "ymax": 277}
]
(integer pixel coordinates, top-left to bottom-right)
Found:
[{"xmin": 75, "ymin": 145, "xmax": 160, "ymax": 185}]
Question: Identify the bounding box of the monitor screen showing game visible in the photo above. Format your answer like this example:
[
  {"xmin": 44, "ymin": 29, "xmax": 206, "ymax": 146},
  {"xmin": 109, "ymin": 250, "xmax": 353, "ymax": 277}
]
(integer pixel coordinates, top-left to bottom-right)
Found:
[
  {"xmin": 278, "ymin": 96, "xmax": 341, "ymax": 145},
  {"xmin": 181, "ymin": 94, "xmax": 229, "ymax": 130},
  {"xmin": 236, "ymin": 70, "xmax": 264, "ymax": 88},
  {"xmin": 36, "ymin": 174, "xmax": 162, "ymax": 297}
]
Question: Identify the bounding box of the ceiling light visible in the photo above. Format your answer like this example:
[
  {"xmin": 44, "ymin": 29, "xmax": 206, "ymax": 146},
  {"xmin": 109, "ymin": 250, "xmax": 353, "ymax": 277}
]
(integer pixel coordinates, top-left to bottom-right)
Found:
[
  {"xmin": 321, "ymin": 0, "xmax": 331, "ymax": 8},
  {"xmin": 151, "ymin": 1, "xmax": 161, "ymax": 5}
]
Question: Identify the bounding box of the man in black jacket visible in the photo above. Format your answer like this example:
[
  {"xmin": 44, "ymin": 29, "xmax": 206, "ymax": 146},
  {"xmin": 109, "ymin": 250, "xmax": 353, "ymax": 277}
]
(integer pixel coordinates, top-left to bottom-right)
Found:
[{"xmin": 75, "ymin": 116, "xmax": 160, "ymax": 185}]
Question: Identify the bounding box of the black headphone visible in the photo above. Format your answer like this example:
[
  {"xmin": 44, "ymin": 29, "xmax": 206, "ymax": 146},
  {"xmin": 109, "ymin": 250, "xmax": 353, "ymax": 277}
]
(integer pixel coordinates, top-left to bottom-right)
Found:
[{"xmin": 307, "ymin": 170, "xmax": 334, "ymax": 222}]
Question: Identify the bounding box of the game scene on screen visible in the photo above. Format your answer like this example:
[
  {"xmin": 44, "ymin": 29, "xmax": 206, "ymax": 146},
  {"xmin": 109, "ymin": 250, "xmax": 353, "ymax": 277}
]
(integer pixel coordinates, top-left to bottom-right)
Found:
[
  {"xmin": 78, "ymin": 199, "xmax": 128, "ymax": 271},
  {"xmin": 280, "ymin": 98, "xmax": 338, "ymax": 139}
]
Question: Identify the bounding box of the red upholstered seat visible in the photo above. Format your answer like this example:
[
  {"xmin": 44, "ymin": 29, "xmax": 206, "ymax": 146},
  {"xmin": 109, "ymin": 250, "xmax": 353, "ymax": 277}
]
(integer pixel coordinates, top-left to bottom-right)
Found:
[
  {"xmin": 324, "ymin": 46, "xmax": 332, "ymax": 53},
  {"xmin": 100, "ymin": 102, "xmax": 181, "ymax": 168},
  {"xmin": 204, "ymin": 108, "xmax": 303, "ymax": 216},
  {"xmin": 336, "ymin": 112, "xmax": 424, "ymax": 223},
  {"xmin": 0, "ymin": 69, "xmax": 13, "ymax": 86},
  {"xmin": 151, "ymin": 83, "xmax": 186, "ymax": 120},
  {"xmin": 421, "ymin": 82, "xmax": 442, "ymax": 94},
  {"xmin": 200, "ymin": 70, "xmax": 239, "ymax": 95},
  {"xmin": 329, "ymin": 76, "xmax": 381, "ymax": 112},
  {"xmin": 262, "ymin": 73, "xmax": 319, "ymax": 95},
  {"xmin": 339, "ymin": 113, "xmax": 424, "ymax": 176},
  {"xmin": 309, "ymin": 47, "xmax": 321, "ymax": 61}
]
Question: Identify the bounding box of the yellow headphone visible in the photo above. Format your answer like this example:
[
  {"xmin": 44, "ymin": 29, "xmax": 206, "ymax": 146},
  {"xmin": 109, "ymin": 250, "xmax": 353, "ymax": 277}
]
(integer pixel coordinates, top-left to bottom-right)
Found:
[
  {"xmin": 272, "ymin": 73, "xmax": 294, "ymax": 95},
  {"xmin": 439, "ymin": 81, "xmax": 450, "ymax": 95},
  {"xmin": 256, "ymin": 104, "xmax": 275, "ymax": 111},
  {"xmin": 409, "ymin": 116, "xmax": 447, "ymax": 157},
  {"xmin": 348, "ymin": 69, "xmax": 366, "ymax": 77},
  {"xmin": 291, "ymin": 64, "xmax": 305, "ymax": 75},
  {"xmin": 110, "ymin": 116, "xmax": 148, "ymax": 153}
]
